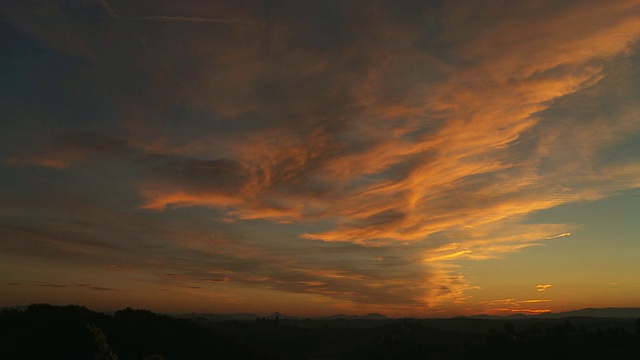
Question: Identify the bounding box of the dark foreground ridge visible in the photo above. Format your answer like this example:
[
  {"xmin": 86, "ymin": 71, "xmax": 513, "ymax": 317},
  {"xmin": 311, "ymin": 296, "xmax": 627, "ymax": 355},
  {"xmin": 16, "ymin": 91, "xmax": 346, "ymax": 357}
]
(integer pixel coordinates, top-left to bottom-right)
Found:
[{"xmin": 2, "ymin": 304, "xmax": 640, "ymax": 359}]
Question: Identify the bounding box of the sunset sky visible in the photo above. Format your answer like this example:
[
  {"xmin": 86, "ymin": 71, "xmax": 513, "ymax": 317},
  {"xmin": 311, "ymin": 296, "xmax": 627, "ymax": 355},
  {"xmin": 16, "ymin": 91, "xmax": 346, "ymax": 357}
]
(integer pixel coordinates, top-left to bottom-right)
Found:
[{"xmin": 1, "ymin": 0, "xmax": 640, "ymax": 317}]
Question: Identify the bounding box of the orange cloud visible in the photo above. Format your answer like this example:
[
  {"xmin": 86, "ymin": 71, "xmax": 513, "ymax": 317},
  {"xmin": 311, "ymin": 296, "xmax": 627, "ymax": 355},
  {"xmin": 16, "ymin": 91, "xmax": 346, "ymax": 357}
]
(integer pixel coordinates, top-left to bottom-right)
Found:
[
  {"xmin": 536, "ymin": 284, "xmax": 553, "ymax": 292},
  {"xmin": 521, "ymin": 299, "xmax": 552, "ymax": 304}
]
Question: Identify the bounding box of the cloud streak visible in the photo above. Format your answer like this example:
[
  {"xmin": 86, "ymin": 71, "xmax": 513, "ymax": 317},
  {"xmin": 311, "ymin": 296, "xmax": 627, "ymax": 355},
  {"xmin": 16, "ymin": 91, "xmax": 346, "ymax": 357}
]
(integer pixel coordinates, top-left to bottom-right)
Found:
[
  {"xmin": 536, "ymin": 284, "xmax": 553, "ymax": 292},
  {"xmin": 97, "ymin": 0, "xmax": 239, "ymax": 24},
  {"xmin": 9, "ymin": 282, "xmax": 116, "ymax": 291}
]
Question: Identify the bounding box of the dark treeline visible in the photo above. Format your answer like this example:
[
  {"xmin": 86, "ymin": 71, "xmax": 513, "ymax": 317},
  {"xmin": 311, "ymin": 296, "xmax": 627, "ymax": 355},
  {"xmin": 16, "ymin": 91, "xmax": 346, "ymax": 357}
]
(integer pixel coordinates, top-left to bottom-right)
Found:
[
  {"xmin": 0, "ymin": 304, "xmax": 260, "ymax": 359},
  {"xmin": 1, "ymin": 304, "xmax": 640, "ymax": 359}
]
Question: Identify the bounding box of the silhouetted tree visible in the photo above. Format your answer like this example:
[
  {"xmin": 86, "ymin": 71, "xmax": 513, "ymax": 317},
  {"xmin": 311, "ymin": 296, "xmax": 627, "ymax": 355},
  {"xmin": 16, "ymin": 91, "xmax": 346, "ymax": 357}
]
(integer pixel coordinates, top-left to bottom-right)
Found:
[{"xmin": 87, "ymin": 323, "xmax": 118, "ymax": 360}]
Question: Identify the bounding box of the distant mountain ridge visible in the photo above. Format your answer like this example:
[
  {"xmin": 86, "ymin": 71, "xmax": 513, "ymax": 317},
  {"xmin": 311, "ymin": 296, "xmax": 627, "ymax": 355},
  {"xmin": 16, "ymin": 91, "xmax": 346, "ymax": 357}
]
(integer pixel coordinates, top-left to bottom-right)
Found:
[
  {"xmin": 320, "ymin": 313, "xmax": 388, "ymax": 320},
  {"xmin": 177, "ymin": 312, "xmax": 259, "ymax": 321},
  {"xmin": 464, "ymin": 307, "xmax": 640, "ymax": 320},
  {"xmin": 536, "ymin": 307, "xmax": 640, "ymax": 319},
  {"xmin": 6, "ymin": 305, "xmax": 639, "ymax": 320},
  {"xmin": 174, "ymin": 312, "xmax": 389, "ymax": 321}
]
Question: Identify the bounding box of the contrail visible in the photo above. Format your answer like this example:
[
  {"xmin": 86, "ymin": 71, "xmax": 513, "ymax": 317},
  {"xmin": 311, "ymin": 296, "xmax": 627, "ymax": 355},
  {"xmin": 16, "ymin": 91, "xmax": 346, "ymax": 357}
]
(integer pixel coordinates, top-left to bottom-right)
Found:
[
  {"xmin": 98, "ymin": 0, "xmax": 236, "ymax": 24},
  {"xmin": 98, "ymin": 0, "xmax": 119, "ymax": 18},
  {"xmin": 545, "ymin": 232, "xmax": 571, "ymax": 240}
]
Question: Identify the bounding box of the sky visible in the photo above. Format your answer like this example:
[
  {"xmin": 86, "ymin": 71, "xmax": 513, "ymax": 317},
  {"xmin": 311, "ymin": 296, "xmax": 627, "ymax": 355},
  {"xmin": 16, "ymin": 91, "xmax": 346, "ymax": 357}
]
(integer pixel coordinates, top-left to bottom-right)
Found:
[{"xmin": 1, "ymin": 0, "xmax": 640, "ymax": 318}]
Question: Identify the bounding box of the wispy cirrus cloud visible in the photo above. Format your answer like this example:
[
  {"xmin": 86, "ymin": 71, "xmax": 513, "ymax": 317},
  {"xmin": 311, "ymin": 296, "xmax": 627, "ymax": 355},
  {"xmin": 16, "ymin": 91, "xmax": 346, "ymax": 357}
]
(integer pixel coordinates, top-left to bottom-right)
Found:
[
  {"xmin": 4, "ymin": 131, "xmax": 131, "ymax": 169},
  {"xmin": 9, "ymin": 282, "xmax": 115, "ymax": 291}
]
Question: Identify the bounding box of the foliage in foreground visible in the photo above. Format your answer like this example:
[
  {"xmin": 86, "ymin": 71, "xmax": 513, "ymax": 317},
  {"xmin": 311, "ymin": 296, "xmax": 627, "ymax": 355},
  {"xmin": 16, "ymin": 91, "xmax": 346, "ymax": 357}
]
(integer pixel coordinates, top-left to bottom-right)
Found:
[{"xmin": 1, "ymin": 304, "xmax": 639, "ymax": 359}]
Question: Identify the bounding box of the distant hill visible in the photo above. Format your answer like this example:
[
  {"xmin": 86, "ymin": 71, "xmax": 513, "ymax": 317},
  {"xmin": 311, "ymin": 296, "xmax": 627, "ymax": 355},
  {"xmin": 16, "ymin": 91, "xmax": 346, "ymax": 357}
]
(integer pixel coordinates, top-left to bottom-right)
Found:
[
  {"xmin": 8, "ymin": 305, "xmax": 639, "ymax": 321},
  {"xmin": 175, "ymin": 312, "xmax": 301, "ymax": 321},
  {"xmin": 321, "ymin": 313, "xmax": 388, "ymax": 320},
  {"xmin": 174, "ymin": 312, "xmax": 389, "ymax": 321},
  {"xmin": 0, "ymin": 305, "xmax": 29, "ymax": 311},
  {"xmin": 460, "ymin": 308, "xmax": 640, "ymax": 320},
  {"xmin": 177, "ymin": 312, "xmax": 259, "ymax": 321},
  {"xmin": 268, "ymin": 312, "xmax": 299, "ymax": 320},
  {"xmin": 536, "ymin": 307, "xmax": 640, "ymax": 319},
  {"xmin": 464, "ymin": 313, "xmax": 531, "ymax": 320}
]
